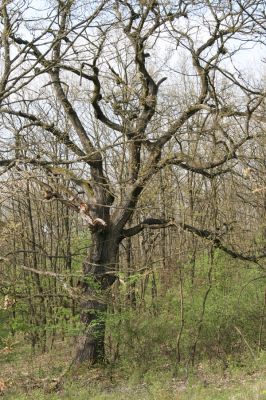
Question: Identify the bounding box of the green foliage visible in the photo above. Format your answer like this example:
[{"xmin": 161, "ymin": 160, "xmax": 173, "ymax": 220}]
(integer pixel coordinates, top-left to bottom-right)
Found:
[
  {"xmin": 0, "ymin": 231, "xmax": 91, "ymax": 350},
  {"xmin": 106, "ymin": 251, "xmax": 265, "ymax": 375},
  {"xmin": 71, "ymin": 231, "xmax": 91, "ymax": 273},
  {"xmin": 0, "ymin": 309, "xmax": 12, "ymax": 346}
]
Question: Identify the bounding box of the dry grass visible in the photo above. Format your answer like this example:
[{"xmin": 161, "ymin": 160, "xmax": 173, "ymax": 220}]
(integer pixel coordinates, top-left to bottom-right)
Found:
[{"xmin": 1, "ymin": 341, "xmax": 266, "ymax": 400}]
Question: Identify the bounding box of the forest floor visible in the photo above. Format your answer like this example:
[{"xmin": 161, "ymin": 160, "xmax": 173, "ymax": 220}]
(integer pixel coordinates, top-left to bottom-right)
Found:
[{"xmin": 1, "ymin": 340, "xmax": 265, "ymax": 400}]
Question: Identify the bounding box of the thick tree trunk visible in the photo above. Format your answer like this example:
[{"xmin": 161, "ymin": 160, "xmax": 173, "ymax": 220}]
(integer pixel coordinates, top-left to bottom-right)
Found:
[{"xmin": 75, "ymin": 227, "xmax": 120, "ymax": 364}]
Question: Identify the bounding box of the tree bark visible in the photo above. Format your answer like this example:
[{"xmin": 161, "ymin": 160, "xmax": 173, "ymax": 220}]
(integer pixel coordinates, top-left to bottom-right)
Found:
[{"xmin": 75, "ymin": 227, "xmax": 120, "ymax": 364}]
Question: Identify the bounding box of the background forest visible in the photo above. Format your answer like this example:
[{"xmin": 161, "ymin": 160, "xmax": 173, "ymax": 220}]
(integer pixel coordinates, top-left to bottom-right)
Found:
[{"xmin": 0, "ymin": 0, "xmax": 265, "ymax": 398}]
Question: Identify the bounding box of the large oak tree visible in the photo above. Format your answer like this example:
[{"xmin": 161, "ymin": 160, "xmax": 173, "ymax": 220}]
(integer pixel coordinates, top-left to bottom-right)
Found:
[{"xmin": 0, "ymin": 0, "xmax": 265, "ymax": 363}]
